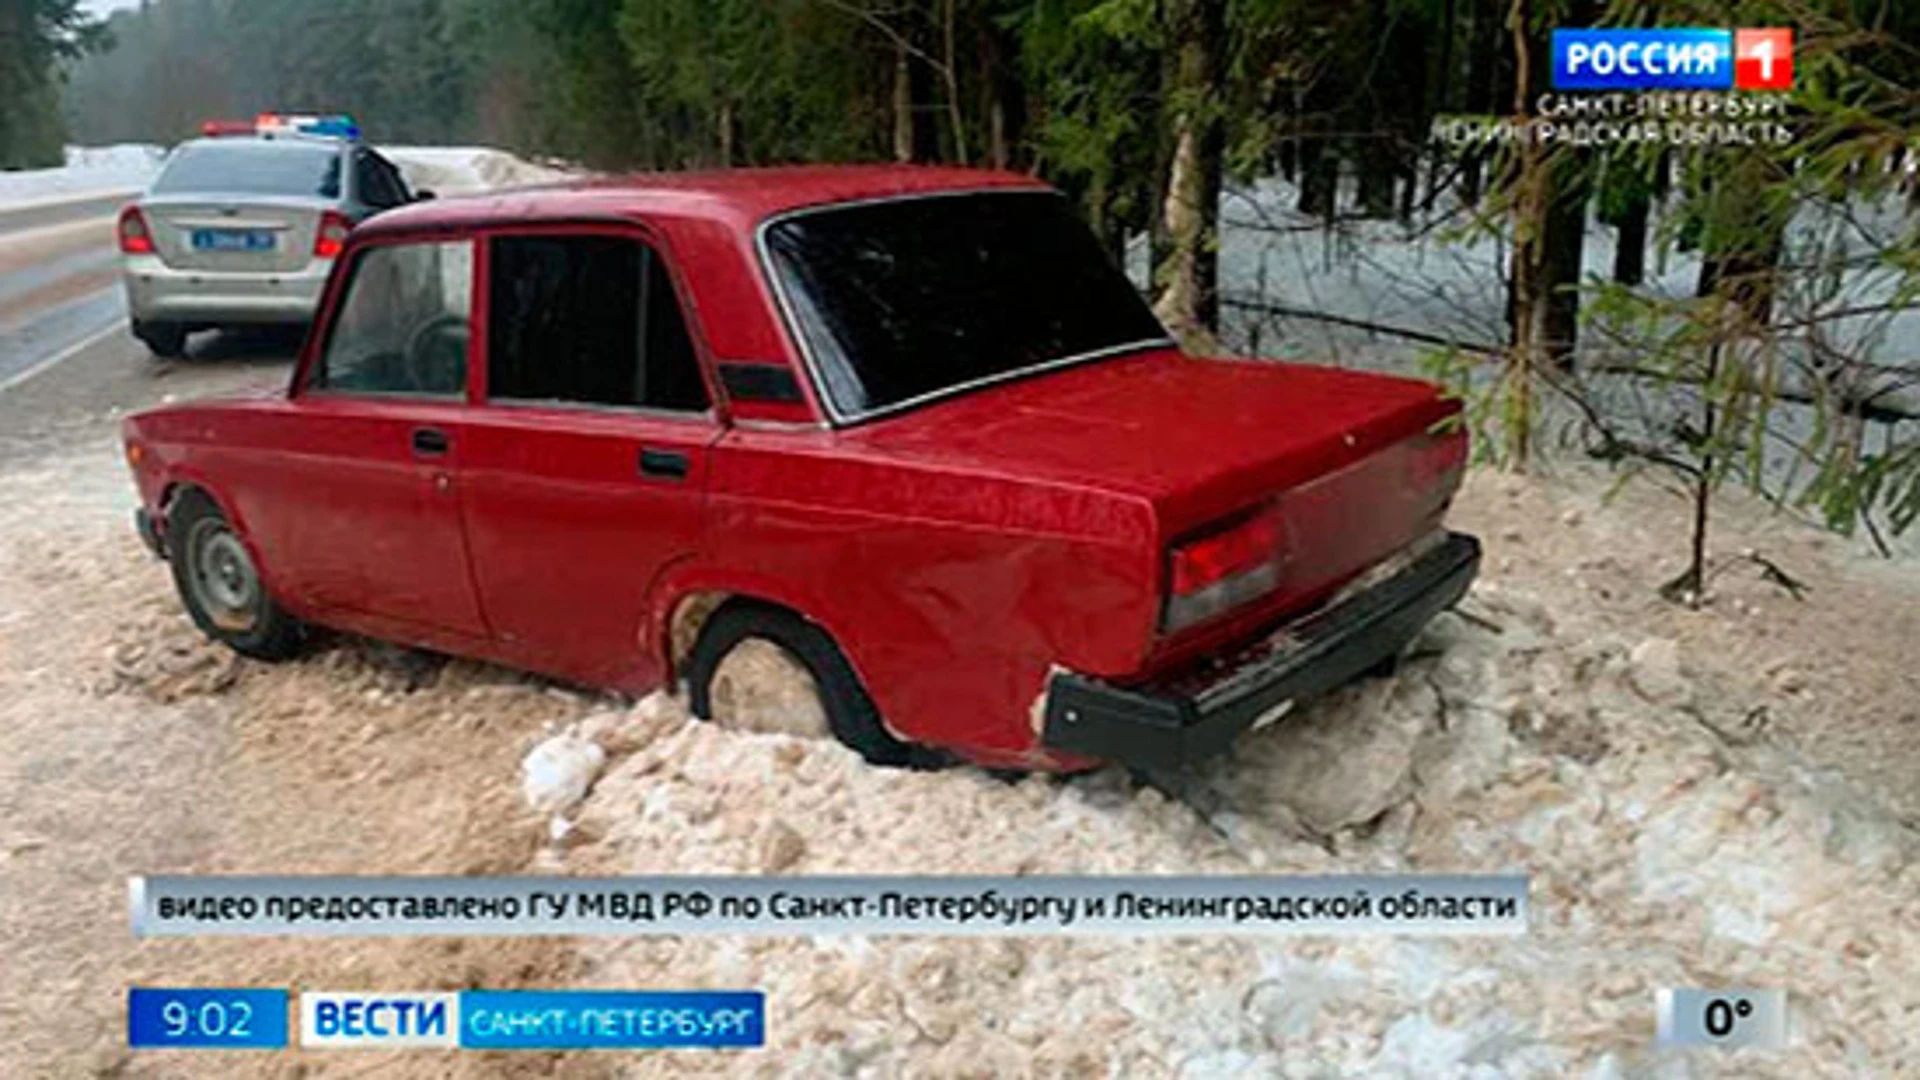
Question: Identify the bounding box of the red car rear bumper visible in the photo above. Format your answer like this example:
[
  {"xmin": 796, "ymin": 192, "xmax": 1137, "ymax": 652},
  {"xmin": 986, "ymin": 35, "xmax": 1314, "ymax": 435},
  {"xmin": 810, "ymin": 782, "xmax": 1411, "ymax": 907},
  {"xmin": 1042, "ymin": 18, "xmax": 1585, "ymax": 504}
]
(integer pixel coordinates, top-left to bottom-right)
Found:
[{"xmin": 1038, "ymin": 531, "xmax": 1480, "ymax": 769}]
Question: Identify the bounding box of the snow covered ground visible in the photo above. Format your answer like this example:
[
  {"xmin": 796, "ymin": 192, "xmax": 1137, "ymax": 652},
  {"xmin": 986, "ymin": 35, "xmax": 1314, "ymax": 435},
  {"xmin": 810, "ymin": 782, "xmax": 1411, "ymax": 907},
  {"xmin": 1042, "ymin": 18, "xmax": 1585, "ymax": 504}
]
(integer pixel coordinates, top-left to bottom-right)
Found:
[
  {"xmin": 380, "ymin": 146, "xmax": 573, "ymax": 197},
  {"xmin": 1168, "ymin": 176, "xmax": 1920, "ymax": 561},
  {"xmin": 518, "ymin": 465, "xmax": 1919, "ymax": 1078},
  {"xmin": 1203, "ymin": 175, "xmax": 1920, "ymax": 389},
  {"xmin": 0, "ymin": 144, "xmax": 163, "ymax": 207},
  {"xmin": 0, "ymin": 143, "xmax": 567, "ymax": 209},
  {"xmin": 6, "ymin": 355, "xmax": 1913, "ymax": 1076},
  {"xmin": 3, "ymin": 145, "xmax": 1913, "ymax": 1076}
]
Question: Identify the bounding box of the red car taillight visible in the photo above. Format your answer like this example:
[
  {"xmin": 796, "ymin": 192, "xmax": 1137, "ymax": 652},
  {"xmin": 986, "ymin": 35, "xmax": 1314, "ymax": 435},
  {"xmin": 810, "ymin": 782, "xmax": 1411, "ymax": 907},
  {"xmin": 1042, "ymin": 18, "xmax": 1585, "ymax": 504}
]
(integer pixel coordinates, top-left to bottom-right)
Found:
[
  {"xmin": 313, "ymin": 210, "xmax": 350, "ymax": 259},
  {"xmin": 1408, "ymin": 425, "xmax": 1467, "ymax": 490},
  {"xmin": 118, "ymin": 206, "xmax": 154, "ymax": 255},
  {"xmin": 1164, "ymin": 508, "xmax": 1284, "ymax": 632}
]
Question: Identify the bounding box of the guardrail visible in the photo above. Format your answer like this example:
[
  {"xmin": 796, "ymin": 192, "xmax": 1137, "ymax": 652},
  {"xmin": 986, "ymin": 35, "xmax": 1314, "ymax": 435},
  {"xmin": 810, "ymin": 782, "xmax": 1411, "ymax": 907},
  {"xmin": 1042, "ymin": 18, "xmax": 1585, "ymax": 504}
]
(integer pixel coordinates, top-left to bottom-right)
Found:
[{"xmin": 0, "ymin": 189, "xmax": 141, "ymax": 235}]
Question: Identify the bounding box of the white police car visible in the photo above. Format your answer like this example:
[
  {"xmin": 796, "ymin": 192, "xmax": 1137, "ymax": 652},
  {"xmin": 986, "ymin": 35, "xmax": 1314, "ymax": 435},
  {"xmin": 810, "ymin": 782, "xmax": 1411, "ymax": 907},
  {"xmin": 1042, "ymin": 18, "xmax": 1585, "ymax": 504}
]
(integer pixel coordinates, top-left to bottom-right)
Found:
[{"xmin": 117, "ymin": 114, "xmax": 431, "ymax": 357}]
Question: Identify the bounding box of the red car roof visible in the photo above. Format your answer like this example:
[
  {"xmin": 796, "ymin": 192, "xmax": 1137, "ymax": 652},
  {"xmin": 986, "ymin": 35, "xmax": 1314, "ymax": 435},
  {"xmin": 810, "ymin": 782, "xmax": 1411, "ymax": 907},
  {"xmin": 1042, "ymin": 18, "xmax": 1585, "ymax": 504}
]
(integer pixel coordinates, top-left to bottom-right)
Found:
[{"xmin": 359, "ymin": 164, "xmax": 1052, "ymax": 236}]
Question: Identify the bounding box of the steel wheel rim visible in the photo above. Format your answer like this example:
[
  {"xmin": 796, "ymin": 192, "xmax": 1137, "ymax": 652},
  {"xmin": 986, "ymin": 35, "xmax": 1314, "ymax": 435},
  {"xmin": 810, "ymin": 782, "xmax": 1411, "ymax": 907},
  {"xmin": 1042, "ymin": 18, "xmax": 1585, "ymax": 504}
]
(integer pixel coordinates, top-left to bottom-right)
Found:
[{"xmin": 189, "ymin": 520, "xmax": 259, "ymax": 632}]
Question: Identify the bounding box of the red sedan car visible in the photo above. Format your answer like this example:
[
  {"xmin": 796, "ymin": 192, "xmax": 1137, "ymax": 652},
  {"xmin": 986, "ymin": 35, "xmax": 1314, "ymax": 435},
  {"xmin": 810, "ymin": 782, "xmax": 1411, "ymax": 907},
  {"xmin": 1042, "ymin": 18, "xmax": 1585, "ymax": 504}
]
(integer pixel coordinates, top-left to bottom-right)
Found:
[{"xmin": 122, "ymin": 166, "xmax": 1478, "ymax": 772}]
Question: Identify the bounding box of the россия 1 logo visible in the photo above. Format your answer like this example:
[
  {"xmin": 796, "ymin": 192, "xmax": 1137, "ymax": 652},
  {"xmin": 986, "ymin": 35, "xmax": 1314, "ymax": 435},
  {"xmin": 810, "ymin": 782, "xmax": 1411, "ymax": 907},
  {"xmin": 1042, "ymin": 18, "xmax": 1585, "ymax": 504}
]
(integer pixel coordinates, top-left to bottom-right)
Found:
[{"xmin": 1551, "ymin": 28, "xmax": 1793, "ymax": 91}]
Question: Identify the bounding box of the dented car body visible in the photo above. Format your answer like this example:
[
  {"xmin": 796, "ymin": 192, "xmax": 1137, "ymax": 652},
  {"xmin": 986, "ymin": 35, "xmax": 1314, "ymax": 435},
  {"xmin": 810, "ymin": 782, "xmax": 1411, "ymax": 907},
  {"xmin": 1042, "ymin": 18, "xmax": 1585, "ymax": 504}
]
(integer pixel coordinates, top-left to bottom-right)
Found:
[{"xmin": 122, "ymin": 166, "xmax": 1478, "ymax": 772}]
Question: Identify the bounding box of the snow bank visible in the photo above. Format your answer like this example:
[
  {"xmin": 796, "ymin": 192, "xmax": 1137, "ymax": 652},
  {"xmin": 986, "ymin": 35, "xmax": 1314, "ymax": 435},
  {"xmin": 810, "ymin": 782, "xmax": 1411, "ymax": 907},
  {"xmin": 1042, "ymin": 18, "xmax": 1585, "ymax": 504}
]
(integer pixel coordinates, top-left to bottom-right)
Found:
[
  {"xmin": 521, "ymin": 732, "xmax": 605, "ymax": 817},
  {"xmin": 1211, "ymin": 175, "xmax": 1920, "ymax": 384},
  {"xmin": 552, "ymin": 579, "xmax": 1917, "ymax": 1075},
  {"xmin": 0, "ymin": 143, "xmax": 565, "ymax": 210},
  {"xmin": 381, "ymin": 146, "xmax": 573, "ymax": 197},
  {"xmin": 0, "ymin": 144, "xmax": 163, "ymax": 207},
  {"xmin": 1198, "ymin": 176, "xmax": 1920, "ymax": 561}
]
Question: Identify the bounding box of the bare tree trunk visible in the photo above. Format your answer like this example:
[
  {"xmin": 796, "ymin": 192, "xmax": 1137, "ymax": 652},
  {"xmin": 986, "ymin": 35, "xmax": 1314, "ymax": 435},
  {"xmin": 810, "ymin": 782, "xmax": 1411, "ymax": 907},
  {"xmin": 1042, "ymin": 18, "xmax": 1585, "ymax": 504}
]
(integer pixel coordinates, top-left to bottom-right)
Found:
[
  {"xmin": 1152, "ymin": 0, "xmax": 1225, "ymax": 354},
  {"xmin": 1540, "ymin": 150, "xmax": 1589, "ymax": 369},
  {"xmin": 893, "ymin": 42, "xmax": 913, "ymax": 163},
  {"xmin": 976, "ymin": 14, "xmax": 1009, "ymax": 169},
  {"xmin": 1681, "ymin": 454, "xmax": 1712, "ymax": 608},
  {"xmin": 1297, "ymin": 140, "xmax": 1337, "ymax": 217},
  {"xmin": 1356, "ymin": 145, "xmax": 1397, "ymax": 218},
  {"xmin": 989, "ymin": 99, "xmax": 1007, "ymax": 169},
  {"xmin": 1502, "ymin": 0, "xmax": 1544, "ymax": 467},
  {"xmin": 1460, "ymin": 0, "xmax": 1504, "ymax": 205},
  {"xmin": 717, "ymin": 100, "xmax": 735, "ymax": 167},
  {"xmin": 1613, "ymin": 187, "xmax": 1648, "ymax": 285},
  {"xmin": 1664, "ymin": 342, "xmax": 1722, "ymax": 608},
  {"xmin": 1538, "ymin": 0, "xmax": 1597, "ymax": 368},
  {"xmin": 941, "ymin": 0, "xmax": 968, "ymax": 165}
]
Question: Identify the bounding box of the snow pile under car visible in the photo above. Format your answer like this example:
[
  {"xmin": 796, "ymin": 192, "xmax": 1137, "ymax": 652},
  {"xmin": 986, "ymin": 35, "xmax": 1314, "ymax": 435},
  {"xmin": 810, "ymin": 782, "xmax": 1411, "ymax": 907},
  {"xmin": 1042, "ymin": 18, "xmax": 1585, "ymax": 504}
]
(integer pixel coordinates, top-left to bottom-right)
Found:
[{"xmin": 553, "ymin": 583, "xmax": 1918, "ymax": 1077}]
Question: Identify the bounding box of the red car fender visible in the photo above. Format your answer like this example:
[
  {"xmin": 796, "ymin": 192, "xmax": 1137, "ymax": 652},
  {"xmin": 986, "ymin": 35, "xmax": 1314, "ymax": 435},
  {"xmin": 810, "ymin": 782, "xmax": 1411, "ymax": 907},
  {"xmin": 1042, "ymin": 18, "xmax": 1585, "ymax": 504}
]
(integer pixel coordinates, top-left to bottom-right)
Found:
[
  {"xmin": 642, "ymin": 559, "xmax": 872, "ymax": 690},
  {"xmin": 149, "ymin": 464, "xmax": 300, "ymax": 612}
]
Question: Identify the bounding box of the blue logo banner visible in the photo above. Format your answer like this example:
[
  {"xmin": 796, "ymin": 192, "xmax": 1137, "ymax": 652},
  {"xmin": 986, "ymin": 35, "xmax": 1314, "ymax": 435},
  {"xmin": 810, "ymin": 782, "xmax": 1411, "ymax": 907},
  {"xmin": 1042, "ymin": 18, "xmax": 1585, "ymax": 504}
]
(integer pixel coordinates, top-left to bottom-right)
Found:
[
  {"xmin": 1552, "ymin": 29, "xmax": 1733, "ymax": 90},
  {"xmin": 458, "ymin": 990, "xmax": 765, "ymax": 1050}
]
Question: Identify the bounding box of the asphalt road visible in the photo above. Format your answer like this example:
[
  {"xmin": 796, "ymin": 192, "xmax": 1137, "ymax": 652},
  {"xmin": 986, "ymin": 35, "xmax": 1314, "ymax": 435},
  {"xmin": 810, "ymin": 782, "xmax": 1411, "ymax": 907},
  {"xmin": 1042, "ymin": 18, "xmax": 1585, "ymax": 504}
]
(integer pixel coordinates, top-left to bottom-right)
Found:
[
  {"xmin": 0, "ymin": 191, "xmax": 591, "ymax": 1080},
  {"xmin": 0, "ymin": 192, "xmax": 298, "ymax": 460}
]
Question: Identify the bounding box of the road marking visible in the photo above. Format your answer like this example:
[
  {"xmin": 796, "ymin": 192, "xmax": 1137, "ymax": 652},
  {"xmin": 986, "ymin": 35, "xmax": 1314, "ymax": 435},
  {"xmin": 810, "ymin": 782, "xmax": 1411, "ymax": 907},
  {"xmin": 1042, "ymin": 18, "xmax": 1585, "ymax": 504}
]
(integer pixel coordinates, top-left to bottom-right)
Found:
[{"xmin": 0, "ymin": 319, "xmax": 124, "ymax": 395}]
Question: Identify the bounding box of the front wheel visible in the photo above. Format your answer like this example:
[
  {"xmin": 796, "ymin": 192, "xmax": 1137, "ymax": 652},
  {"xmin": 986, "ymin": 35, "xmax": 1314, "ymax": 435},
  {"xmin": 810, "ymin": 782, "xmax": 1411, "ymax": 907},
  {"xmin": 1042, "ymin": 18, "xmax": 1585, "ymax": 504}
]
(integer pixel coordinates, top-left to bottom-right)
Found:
[
  {"xmin": 686, "ymin": 602, "xmax": 942, "ymax": 769},
  {"xmin": 167, "ymin": 491, "xmax": 304, "ymax": 660}
]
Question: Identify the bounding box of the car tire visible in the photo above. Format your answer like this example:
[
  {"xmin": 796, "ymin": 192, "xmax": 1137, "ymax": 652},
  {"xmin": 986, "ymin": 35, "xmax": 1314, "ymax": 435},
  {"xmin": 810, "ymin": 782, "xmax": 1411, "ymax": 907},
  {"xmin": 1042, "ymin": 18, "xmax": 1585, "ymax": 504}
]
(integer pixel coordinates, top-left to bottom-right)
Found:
[
  {"xmin": 135, "ymin": 321, "xmax": 188, "ymax": 359},
  {"xmin": 167, "ymin": 490, "xmax": 304, "ymax": 661},
  {"xmin": 686, "ymin": 601, "xmax": 943, "ymax": 769}
]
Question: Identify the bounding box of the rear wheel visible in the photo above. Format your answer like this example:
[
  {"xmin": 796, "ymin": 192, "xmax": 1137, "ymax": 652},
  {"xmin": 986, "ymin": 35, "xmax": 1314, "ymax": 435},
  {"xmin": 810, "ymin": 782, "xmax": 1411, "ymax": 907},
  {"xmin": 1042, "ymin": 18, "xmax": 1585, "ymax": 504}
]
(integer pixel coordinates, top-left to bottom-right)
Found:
[
  {"xmin": 134, "ymin": 320, "xmax": 188, "ymax": 359},
  {"xmin": 686, "ymin": 602, "xmax": 941, "ymax": 769},
  {"xmin": 167, "ymin": 491, "xmax": 303, "ymax": 660}
]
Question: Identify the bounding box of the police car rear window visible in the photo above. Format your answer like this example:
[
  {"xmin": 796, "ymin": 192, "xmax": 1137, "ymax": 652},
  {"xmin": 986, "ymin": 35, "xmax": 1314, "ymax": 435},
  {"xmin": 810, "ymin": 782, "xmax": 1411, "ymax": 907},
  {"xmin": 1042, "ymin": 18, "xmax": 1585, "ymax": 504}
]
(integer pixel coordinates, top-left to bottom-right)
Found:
[{"xmin": 152, "ymin": 143, "xmax": 342, "ymax": 199}]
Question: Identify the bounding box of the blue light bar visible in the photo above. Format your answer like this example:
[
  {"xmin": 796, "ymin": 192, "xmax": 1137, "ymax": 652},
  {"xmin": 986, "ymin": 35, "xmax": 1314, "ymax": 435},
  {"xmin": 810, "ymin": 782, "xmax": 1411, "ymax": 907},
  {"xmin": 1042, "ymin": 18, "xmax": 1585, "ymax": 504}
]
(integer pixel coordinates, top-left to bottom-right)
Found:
[
  {"xmin": 298, "ymin": 117, "xmax": 360, "ymax": 139},
  {"xmin": 255, "ymin": 113, "xmax": 360, "ymax": 140}
]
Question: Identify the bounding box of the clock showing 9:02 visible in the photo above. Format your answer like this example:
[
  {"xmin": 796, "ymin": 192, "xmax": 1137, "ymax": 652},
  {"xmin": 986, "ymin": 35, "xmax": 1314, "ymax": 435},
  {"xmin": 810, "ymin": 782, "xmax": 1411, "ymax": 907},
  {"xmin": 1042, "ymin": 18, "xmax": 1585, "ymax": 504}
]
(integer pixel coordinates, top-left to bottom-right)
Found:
[{"xmin": 127, "ymin": 988, "xmax": 289, "ymax": 1049}]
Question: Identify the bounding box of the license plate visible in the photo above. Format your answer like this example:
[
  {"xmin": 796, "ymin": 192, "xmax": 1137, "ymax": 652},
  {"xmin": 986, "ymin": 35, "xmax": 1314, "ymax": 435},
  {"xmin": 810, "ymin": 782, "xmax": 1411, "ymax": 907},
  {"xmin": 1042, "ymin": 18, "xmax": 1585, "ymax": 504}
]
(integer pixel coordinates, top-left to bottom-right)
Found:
[{"xmin": 190, "ymin": 229, "xmax": 275, "ymax": 252}]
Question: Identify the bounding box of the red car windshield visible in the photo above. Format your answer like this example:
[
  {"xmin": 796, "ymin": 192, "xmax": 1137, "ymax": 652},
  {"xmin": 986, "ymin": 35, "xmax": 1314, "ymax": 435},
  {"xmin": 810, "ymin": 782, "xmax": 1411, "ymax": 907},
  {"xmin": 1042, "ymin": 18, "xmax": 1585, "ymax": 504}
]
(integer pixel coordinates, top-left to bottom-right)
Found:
[{"xmin": 763, "ymin": 190, "xmax": 1171, "ymax": 422}]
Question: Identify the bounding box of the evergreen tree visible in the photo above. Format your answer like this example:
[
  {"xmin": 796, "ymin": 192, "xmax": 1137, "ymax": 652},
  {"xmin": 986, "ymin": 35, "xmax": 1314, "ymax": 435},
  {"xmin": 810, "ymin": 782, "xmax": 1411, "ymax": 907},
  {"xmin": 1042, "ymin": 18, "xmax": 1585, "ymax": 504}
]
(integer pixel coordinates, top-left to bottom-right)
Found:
[{"xmin": 2, "ymin": 0, "xmax": 107, "ymax": 168}]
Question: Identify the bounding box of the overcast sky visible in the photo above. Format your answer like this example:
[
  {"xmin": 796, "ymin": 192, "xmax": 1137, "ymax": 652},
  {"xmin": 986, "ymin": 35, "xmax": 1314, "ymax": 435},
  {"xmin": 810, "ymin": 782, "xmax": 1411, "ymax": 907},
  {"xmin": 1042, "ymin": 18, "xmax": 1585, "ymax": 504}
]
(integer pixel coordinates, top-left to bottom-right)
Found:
[{"xmin": 83, "ymin": 0, "xmax": 142, "ymax": 16}]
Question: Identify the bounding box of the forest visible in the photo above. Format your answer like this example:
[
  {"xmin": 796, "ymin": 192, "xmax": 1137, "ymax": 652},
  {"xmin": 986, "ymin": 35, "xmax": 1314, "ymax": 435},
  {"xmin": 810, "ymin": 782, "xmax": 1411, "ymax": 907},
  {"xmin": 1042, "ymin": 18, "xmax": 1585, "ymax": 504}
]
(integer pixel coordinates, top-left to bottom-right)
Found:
[{"xmin": 10, "ymin": 0, "xmax": 1920, "ymax": 591}]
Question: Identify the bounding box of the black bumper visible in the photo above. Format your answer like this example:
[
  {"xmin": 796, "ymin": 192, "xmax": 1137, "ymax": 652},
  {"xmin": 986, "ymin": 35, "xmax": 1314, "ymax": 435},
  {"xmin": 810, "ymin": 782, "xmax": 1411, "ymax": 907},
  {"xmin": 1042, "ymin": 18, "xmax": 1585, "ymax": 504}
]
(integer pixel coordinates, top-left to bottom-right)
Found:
[
  {"xmin": 1041, "ymin": 531, "xmax": 1481, "ymax": 769},
  {"xmin": 134, "ymin": 508, "xmax": 166, "ymax": 559}
]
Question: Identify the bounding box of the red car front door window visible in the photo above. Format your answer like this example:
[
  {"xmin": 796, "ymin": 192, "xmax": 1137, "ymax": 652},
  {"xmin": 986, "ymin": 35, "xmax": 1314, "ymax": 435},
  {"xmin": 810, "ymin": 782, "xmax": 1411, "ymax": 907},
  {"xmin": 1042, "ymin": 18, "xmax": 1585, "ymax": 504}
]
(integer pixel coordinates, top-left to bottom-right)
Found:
[{"xmin": 273, "ymin": 238, "xmax": 490, "ymax": 638}]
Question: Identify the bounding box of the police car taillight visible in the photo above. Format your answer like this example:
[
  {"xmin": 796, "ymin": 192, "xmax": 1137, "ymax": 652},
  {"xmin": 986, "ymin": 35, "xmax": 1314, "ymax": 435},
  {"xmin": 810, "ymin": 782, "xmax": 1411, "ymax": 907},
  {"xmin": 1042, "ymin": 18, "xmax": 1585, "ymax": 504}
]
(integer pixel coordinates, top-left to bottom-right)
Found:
[
  {"xmin": 313, "ymin": 211, "xmax": 350, "ymax": 259},
  {"xmin": 118, "ymin": 206, "xmax": 155, "ymax": 255}
]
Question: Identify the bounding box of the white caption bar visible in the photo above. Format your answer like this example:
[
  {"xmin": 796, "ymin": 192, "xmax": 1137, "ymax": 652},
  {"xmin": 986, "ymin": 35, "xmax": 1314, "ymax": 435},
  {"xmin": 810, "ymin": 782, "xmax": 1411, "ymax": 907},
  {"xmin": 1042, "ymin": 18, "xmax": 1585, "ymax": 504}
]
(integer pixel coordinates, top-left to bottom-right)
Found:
[{"xmin": 131, "ymin": 874, "xmax": 1527, "ymax": 937}]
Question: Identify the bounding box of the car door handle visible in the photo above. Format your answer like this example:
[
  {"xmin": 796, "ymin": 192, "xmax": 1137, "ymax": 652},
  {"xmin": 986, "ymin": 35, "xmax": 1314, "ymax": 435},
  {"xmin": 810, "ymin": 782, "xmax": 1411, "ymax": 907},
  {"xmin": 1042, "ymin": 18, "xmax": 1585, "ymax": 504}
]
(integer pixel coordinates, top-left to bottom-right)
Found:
[
  {"xmin": 638, "ymin": 447, "xmax": 689, "ymax": 481},
  {"xmin": 412, "ymin": 427, "xmax": 450, "ymax": 457}
]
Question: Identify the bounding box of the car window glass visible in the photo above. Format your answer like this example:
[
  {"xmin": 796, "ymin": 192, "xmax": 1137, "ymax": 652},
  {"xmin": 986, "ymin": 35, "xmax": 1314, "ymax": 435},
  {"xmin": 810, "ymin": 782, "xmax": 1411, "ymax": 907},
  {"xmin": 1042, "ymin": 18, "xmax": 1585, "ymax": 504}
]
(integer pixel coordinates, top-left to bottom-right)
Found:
[
  {"xmin": 487, "ymin": 234, "xmax": 709, "ymax": 412},
  {"xmin": 765, "ymin": 191, "xmax": 1167, "ymax": 419},
  {"xmin": 315, "ymin": 241, "xmax": 472, "ymax": 397},
  {"xmin": 355, "ymin": 151, "xmax": 405, "ymax": 208},
  {"xmin": 152, "ymin": 142, "xmax": 342, "ymax": 198},
  {"xmin": 377, "ymin": 155, "xmax": 411, "ymax": 202}
]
